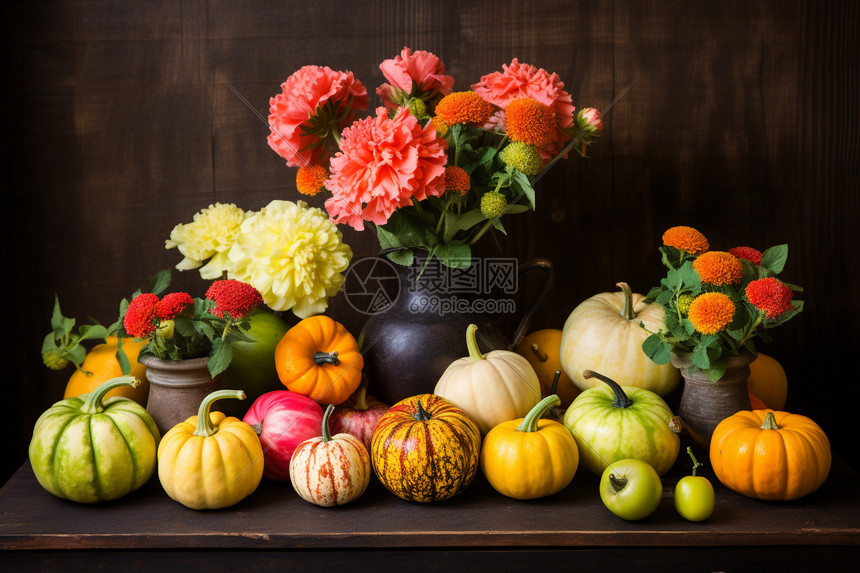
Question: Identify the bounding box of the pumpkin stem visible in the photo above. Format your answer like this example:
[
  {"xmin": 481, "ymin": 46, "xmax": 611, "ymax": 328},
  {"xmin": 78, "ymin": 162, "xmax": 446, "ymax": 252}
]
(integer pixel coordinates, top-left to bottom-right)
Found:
[
  {"xmin": 583, "ymin": 370, "xmax": 633, "ymax": 409},
  {"xmin": 465, "ymin": 324, "xmax": 485, "ymax": 361},
  {"xmin": 760, "ymin": 410, "xmax": 780, "ymax": 430},
  {"xmin": 685, "ymin": 446, "xmax": 703, "ymax": 477},
  {"xmin": 608, "ymin": 473, "xmax": 628, "ymax": 492},
  {"xmin": 530, "ymin": 343, "xmax": 548, "ymax": 363},
  {"xmin": 193, "ymin": 389, "xmax": 246, "ymax": 437},
  {"xmin": 616, "ymin": 282, "xmax": 637, "ymax": 321},
  {"xmin": 314, "ymin": 351, "xmax": 341, "ymax": 366},
  {"xmin": 413, "ymin": 400, "xmax": 432, "ymax": 422},
  {"xmin": 321, "ymin": 403, "xmax": 335, "ymax": 442},
  {"xmin": 516, "ymin": 395, "xmax": 560, "ymax": 433},
  {"xmin": 354, "ymin": 385, "xmax": 369, "ymax": 411},
  {"xmin": 550, "ymin": 370, "xmax": 562, "ymax": 396},
  {"xmin": 80, "ymin": 376, "xmax": 139, "ymax": 414}
]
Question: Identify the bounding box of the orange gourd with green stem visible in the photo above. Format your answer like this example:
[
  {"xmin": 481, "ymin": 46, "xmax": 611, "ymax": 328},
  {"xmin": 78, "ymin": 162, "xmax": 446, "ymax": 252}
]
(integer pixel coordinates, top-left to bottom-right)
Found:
[
  {"xmin": 709, "ymin": 409, "xmax": 831, "ymax": 500},
  {"xmin": 480, "ymin": 394, "xmax": 579, "ymax": 499},
  {"xmin": 274, "ymin": 315, "xmax": 363, "ymax": 404}
]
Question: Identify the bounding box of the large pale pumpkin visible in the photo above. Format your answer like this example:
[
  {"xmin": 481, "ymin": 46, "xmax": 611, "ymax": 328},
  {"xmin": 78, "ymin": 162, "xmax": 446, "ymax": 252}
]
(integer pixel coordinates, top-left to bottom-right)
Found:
[
  {"xmin": 560, "ymin": 283, "xmax": 680, "ymax": 396},
  {"xmin": 746, "ymin": 353, "xmax": 788, "ymax": 410},
  {"xmin": 434, "ymin": 324, "xmax": 541, "ymax": 435}
]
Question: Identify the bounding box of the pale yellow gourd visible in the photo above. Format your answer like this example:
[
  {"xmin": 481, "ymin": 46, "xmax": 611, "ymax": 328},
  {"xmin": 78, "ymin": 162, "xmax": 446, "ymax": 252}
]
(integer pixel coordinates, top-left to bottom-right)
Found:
[
  {"xmin": 560, "ymin": 283, "xmax": 680, "ymax": 396},
  {"xmin": 434, "ymin": 324, "xmax": 541, "ymax": 435}
]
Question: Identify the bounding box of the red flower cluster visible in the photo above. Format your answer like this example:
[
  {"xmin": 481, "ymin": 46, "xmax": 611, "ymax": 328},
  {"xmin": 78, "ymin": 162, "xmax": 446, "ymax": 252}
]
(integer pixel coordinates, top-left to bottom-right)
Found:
[
  {"xmin": 156, "ymin": 292, "xmax": 193, "ymax": 320},
  {"xmin": 206, "ymin": 280, "xmax": 262, "ymax": 319},
  {"xmin": 123, "ymin": 293, "xmax": 159, "ymax": 338},
  {"xmin": 745, "ymin": 277, "xmax": 794, "ymax": 318},
  {"xmin": 728, "ymin": 246, "xmax": 763, "ymax": 266}
]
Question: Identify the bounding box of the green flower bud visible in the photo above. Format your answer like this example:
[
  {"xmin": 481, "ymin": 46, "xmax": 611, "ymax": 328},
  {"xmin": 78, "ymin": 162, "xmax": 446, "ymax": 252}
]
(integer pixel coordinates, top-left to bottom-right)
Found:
[
  {"xmin": 42, "ymin": 349, "xmax": 69, "ymax": 371},
  {"xmin": 499, "ymin": 141, "xmax": 542, "ymax": 176},
  {"xmin": 677, "ymin": 293, "xmax": 695, "ymax": 315},
  {"xmin": 480, "ymin": 191, "xmax": 508, "ymax": 219},
  {"xmin": 408, "ymin": 98, "xmax": 428, "ymax": 120}
]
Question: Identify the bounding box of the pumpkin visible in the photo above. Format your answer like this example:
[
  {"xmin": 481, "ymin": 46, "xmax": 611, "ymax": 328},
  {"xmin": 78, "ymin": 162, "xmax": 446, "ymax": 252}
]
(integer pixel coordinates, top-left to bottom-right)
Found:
[
  {"xmin": 515, "ymin": 329, "xmax": 580, "ymax": 408},
  {"xmin": 158, "ymin": 389, "xmax": 264, "ymax": 509},
  {"xmin": 29, "ymin": 376, "xmax": 160, "ymax": 503},
  {"xmin": 274, "ymin": 315, "xmax": 363, "ymax": 405},
  {"xmin": 64, "ymin": 336, "xmax": 149, "ymax": 405},
  {"xmin": 480, "ymin": 394, "xmax": 579, "ymax": 500},
  {"xmin": 560, "ymin": 283, "xmax": 680, "ymax": 396},
  {"xmin": 563, "ymin": 370, "xmax": 679, "ymax": 475},
  {"xmin": 371, "ymin": 393, "xmax": 481, "ymax": 502},
  {"xmin": 242, "ymin": 390, "xmax": 324, "ymax": 481},
  {"xmin": 749, "ymin": 392, "xmax": 767, "ymax": 410},
  {"xmin": 434, "ymin": 324, "xmax": 541, "ymax": 435},
  {"xmin": 329, "ymin": 385, "xmax": 389, "ymax": 452},
  {"xmin": 290, "ymin": 404, "xmax": 371, "ymax": 507},
  {"xmin": 747, "ymin": 353, "xmax": 788, "ymax": 410},
  {"xmin": 709, "ymin": 409, "xmax": 831, "ymax": 501}
]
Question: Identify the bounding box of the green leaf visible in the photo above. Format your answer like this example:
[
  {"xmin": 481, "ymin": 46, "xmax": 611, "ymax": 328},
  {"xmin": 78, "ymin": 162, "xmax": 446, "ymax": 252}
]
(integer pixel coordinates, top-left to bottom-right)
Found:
[
  {"xmin": 207, "ymin": 338, "xmax": 233, "ymax": 378},
  {"xmin": 149, "ymin": 269, "xmax": 172, "ymax": 295},
  {"xmin": 50, "ymin": 296, "xmax": 75, "ymax": 340},
  {"xmin": 115, "ymin": 343, "xmax": 132, "ymax": 376},
  {"xmin": 442, "ymin": 209, "xmax": 486, "ymax": 242},
  {"xmin": 761, "ymin": 244, "xmax": 788, "ymax": 274},
  {"xmin": 78, "ymin": 324, "xmax": 109, "ymax": 341},
  {"xmin": 504, "ymin": 204, "xmax": 530, "ymax": 215},
  {"xmin": 692, "ymin": 342, "xmax": 711, "ymax": 370},
  {"xmin": 435, "ymin": 240, "xmax": 471, "ymax": 268},
  {"xmin": 642, "ymin": 334, "xmax": 673, "ymax": 365},
  {"xmin": 704, "ymin": 359, "xmax": 727, "ymax": 382}
]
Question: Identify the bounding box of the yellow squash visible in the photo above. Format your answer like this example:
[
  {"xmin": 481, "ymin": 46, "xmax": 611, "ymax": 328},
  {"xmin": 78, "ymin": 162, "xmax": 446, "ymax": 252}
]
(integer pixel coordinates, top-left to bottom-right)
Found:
[
  {"xmin": 157, "ymin": 389, "xmax": 264, "ymax": 509},
  {"xmin": 480, "ymin": 394, "xmax": 579, "ymax": 500},
  {"xmin": 64, "ymin": 336, "xmax": 149, "ymax": 405}
]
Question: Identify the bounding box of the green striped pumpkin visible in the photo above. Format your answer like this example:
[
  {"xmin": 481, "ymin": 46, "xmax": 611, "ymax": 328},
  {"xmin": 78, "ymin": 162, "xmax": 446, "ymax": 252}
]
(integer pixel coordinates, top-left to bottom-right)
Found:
[
  {"xmin": 563, "ymin": 370, "xmax": 679, "ymax": 475},
  {"xmin": 29, "ymin": 377, "xmax": 161, "ymax": 502}
]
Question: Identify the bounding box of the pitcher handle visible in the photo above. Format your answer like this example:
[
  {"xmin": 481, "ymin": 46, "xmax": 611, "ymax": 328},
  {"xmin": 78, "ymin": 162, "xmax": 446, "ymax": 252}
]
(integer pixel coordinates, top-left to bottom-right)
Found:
[{"xmin": 509, "ymin": 258, "xmax": 554, "ymax": 350}]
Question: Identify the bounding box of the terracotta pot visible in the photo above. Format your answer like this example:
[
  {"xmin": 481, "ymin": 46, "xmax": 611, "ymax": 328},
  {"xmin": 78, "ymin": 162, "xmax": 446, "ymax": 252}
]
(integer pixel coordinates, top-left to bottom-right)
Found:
[
  {"xmin": 140, "ymin": 355, "xmax": 223, "ymax": 435},
  {"xmin": 671, "ymin": 352, "xmax": 754, "ymax": 440},
  {"xmin": 358, "ymin": 253, "xmax": 553, "ymax": 405}
]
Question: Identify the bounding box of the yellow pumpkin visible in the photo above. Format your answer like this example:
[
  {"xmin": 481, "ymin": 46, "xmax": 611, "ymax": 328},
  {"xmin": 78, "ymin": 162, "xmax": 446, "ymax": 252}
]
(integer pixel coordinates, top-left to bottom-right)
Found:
[
  {"xmin": 157, "ymin": 390, "xmax": 264, "ymax": 509},
  {"xmin": 515, "ymin": 329, "xmax": 579, "ymax": 408},
  {"xmin": 560, "ymin": 283, "xmax": 680, "ymax": 396},
  {"xmin": 710, "ymin": 409, "xmax": 831, "ymax": 501},
  {"xmin": 480, "ymin": 395, "xmax": 579, "ymax": 500},
  {"xmin": 434, "ymin": 324, "xmax": 541, "ymax": 435},
  {"xmin": 64, "ymin": 336, "xmax": 149, "ymax": 405},
  {"xmin": 746, "ymin": 353, "xmax": 788, "ymax": 410}
]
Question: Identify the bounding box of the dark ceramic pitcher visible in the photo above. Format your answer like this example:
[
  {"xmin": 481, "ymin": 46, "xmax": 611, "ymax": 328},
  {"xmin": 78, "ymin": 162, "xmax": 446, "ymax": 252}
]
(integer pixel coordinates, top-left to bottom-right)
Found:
[{"xmin": 357, "ymin": 252, "xmax": 553, "ymax": 405}]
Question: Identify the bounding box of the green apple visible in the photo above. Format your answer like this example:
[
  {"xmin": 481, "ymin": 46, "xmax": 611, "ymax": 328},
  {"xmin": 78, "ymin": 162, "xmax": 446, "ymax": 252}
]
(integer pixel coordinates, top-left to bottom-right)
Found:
[
  {"xmin": 220, "ymin": 310, "xmax": 290, "ymax": 418},
  {"xmin": 674, "ymin": 447, "xmax": 715, "ymax": 522},
  {"xmin": 599, "ymin": 458, "xmax": 663, "ymax": 520}
]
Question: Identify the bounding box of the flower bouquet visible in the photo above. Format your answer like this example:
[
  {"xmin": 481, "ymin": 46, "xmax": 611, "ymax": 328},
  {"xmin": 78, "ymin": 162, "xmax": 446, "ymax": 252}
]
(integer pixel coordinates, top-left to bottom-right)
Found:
[
  {"xmin": 641, "ymin": 226, "xmax": 804, "ymax": 381},
  {"xmin": 267, "ymin": 47, "xmax": 603, "ymax": 268}
]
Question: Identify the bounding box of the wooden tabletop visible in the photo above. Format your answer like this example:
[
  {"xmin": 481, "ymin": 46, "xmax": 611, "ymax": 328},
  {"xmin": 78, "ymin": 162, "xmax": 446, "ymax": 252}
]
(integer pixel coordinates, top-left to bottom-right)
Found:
[{"xmin": 2, "ymin": 456, "xmax": 860, "ymax": 552}]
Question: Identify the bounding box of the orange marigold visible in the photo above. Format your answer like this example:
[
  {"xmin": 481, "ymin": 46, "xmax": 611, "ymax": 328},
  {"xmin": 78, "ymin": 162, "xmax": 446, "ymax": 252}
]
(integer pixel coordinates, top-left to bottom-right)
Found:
[
  {"xmin": 434, "ymin": 91, "xmax": 495, "ymax": 126},
  {"xmin": 662, "ymin": 226, "xmax": 710, "ymax": 255},
  {"xmin": 444, "ymin": 165, "xmax": 470, "ymax": 194},
  {"xmin": 688, "ymin": 292, "xmax": 735, "ymax": 335},
  {"xmin": 693, "ymin": 251, "xmax": 743, "ymax": 285},
  {"xmin": 296, "ymin": 164, "xmax": 329, "ymax": 196},
  {"xmin": 505, "ymin": 97, "xmax": 554, "ymax": 147}
]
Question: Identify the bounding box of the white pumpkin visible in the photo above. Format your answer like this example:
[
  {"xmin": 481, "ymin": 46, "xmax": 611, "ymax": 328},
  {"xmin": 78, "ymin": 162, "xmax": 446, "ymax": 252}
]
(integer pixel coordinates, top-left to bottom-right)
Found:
[
  {"xmin": 434, "ymin": 324, "xmax": 542, "ymax": 435},
  {"xmin": 560, "ymin": 283, "xmax": 680, "ymax": 396}
]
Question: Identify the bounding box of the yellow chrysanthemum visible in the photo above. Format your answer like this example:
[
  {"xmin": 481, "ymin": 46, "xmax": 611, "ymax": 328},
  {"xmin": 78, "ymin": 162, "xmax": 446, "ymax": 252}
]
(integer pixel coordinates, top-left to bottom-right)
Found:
[
  {"xmin": 693, "ymin": 251, "xmax": 744, "ymax": 285},
  {"xmin": 165, "ymin": 203, "xmax": 247, "ymax": 279},
  {"xmin": 434, "ymin": 91, "xmax": 495, "ymax": 126},
  {"xmin": 688, "ymin": 292, "xmax": 735, "ymax": 335},
  {"xmin": 505, "ymin": 98, "xmax": 554, "ymax": 147},
  {"xmin": 296, "ymin": 164, "xmax": 328, "ymax": 196},
  {"xmin": 662, "ymin": 226, "xmax": 709, "ymax": 255},
  {"xmin": 226, "ymin": 200, "xmax": 353, "ymax": 318}
]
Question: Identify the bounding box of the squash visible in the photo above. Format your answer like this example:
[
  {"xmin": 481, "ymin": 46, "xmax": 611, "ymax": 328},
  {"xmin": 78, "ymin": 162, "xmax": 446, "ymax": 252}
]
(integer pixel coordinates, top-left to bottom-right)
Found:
[
  {"xmin": 158, "ymin": 389, "xmax": 264, "ymax": 509},
  {"xmin": 709, "ymin": 409, "xmax": 831, "ymax": 501},
  {"xmin": 480, "ymin": 394, "xmax": 579, "ymax": 500},
  {"xmin": 64, "ymin": 336, "xmax": 149, "ymax": 405},
  {"xmin": 274, "ymin": 315, "xmax": 363, "ymax": 405},
  {"xmin": 515, "ymin": 329, "xmax": 580, "ymax": 408},
  {"xmin": 747, "ymin": 353, "xmax": 788, "ymax": 410},
  {"xmin": 434, "ymin": 324, "xmax": 541, "ymax": 435},
  {"xmin": 290, "ymin": 404, "xmax": 371, "ymax": 507},
  {"xmin": 563, "ymin": 370, "xmax": 680, "ymax": 475},
  {"xmin": 371, "ymin": 393, "xmax": 481, "ymax": 502},
  {"xmin": 560, "ymin": 283, "xmax": 680, "ymax": 396},
  {"xmin": 242, "ymin": 390, "xmax": 324, "ymax": 481},
  {"xmin": 29, "ymin": 376, "xmax": 160, "ymax": 502}
]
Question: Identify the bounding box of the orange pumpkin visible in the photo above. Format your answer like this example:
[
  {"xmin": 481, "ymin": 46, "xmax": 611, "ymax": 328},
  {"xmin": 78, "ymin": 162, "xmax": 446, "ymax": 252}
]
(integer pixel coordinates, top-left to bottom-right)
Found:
[
  {"xmin": 64, "ymin": 336, "xmax": 149, "ymax": 405},
  {"xmin": 274, "ymin": 316, "xmax": 363, "ymax": 405},
  {"xmin": 748, "ymin": 393, "xmax": 767, "ymax": 410},
  {"xmin": 747, "ymin": 353, "xmax": 788, "ymax": 410},
  {"xmin": 710, "ymin": 409, "xmax": 831, "ymax": 501},
  {"xmin": 515, "ymin": 329, "xmax": 579, "ymax": 408}
]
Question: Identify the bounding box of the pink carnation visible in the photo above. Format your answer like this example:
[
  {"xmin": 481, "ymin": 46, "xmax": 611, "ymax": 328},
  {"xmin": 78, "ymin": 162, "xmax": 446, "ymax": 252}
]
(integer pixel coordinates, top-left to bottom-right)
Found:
[
  {"xmin": 324, "ymin": 107, "xmax": 447, "ymax": 230},
  {"xmin": 472, "ymin": 59, "xmax": 575, "ymax": 158},
  {"xmin": 267, "ymin": 65, "xmax": 369, "ymax": 168},
  {"xmin": 376, "ymin": 47, "xmax": 455, "ymax": 109}
]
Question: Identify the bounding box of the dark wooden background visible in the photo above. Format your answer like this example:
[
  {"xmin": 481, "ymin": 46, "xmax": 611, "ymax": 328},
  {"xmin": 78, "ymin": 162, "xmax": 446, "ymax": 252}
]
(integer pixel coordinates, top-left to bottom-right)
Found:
[{"xmin": 3, "ymin": 0, "xmax": 858, "ymax": 486}]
